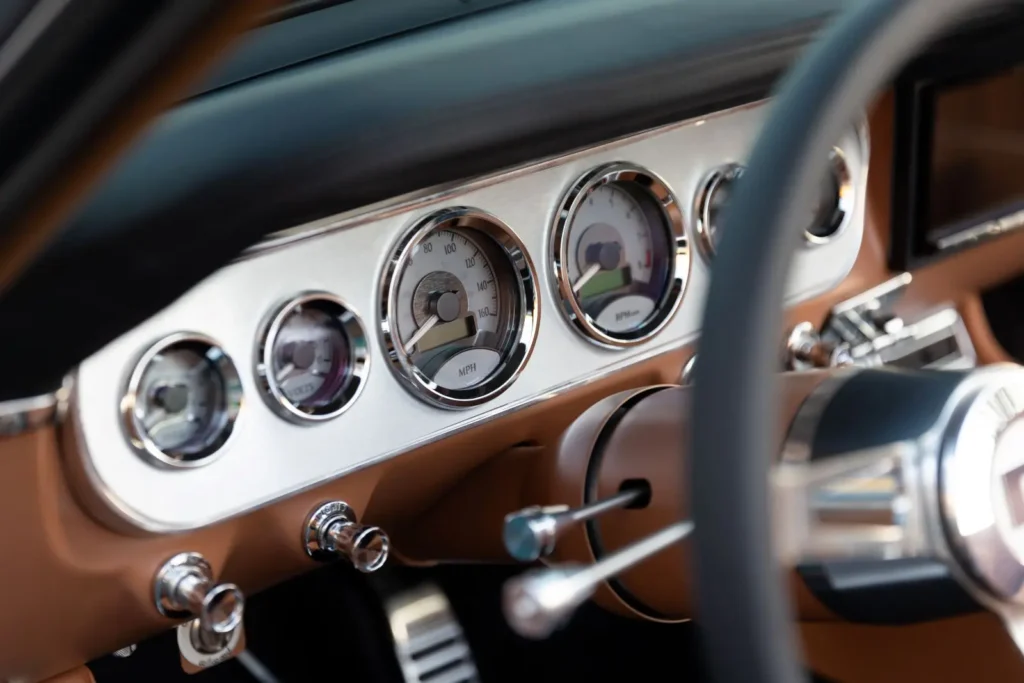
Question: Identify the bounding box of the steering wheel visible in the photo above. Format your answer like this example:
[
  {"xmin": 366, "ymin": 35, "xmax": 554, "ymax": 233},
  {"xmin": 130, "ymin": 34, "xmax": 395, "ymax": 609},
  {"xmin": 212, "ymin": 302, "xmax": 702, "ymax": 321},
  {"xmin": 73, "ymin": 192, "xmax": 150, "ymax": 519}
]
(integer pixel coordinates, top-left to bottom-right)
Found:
[{"xmin": 691, "ymin": 1, "xmax": 1021, "ymax": 681}]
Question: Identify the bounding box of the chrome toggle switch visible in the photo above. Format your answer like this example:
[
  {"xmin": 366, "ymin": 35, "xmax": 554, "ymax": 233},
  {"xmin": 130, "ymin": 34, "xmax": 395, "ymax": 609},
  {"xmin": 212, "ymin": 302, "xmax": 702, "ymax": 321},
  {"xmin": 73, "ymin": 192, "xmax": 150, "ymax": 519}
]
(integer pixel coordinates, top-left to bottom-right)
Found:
[
  {"xmin": 153, "ymin": 552, "xmax": 245, "ymax": 654},
  {"xmin": 503, "ymin": 487, "xmax": 645, "ymax": 563},
  {"xmin": 503, "ymin": 520, "xmax": 693, "ymax": 639},
  {"xmin": 303, "ymin": 500, "xmax": 390, "ymax": 572},
  {"xmin": 786, "ymin": 321, "xmax": 854, "ymax": 371}
]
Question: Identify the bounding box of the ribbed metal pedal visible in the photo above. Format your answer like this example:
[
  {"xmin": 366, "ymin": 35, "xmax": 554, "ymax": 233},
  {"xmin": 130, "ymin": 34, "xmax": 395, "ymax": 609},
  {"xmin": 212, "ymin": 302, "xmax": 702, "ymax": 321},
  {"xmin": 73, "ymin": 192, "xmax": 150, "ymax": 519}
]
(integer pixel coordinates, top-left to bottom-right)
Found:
[{"xmin": 386, "ymin": 585, "xmax": 479, "ymax": 683}]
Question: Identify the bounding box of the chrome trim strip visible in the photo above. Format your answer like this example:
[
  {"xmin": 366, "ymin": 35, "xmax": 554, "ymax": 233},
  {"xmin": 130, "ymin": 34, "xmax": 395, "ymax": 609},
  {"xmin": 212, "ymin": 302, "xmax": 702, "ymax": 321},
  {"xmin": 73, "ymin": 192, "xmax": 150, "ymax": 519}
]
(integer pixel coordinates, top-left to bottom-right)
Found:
[{"xmin": 0, "ymin": 389, "xmax": 61, "ymax": 437}]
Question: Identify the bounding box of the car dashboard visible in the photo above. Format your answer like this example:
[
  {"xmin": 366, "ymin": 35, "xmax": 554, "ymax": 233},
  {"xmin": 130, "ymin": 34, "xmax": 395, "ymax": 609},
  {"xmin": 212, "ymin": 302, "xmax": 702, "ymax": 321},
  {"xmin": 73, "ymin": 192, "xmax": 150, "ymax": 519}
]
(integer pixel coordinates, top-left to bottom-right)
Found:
[
  {"xmin": 1, "ymin": 2, "xmax": 1024, "ymax": 682},
  {"xmin": 66, "ymin": 104, "xmax": 867, "ymax": 532}
]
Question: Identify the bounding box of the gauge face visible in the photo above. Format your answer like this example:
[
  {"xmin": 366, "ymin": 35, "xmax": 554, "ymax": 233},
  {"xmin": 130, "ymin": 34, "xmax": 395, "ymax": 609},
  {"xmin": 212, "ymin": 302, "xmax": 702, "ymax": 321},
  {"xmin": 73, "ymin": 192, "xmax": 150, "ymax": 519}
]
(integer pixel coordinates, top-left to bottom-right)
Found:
[
  {"xmin": 257, "ymin": 294, "xmax": 369, "ymax": 423},
  {"xmin": 381, "ymin": 208, "xmax": 538, "ymax": 408},
  {"xmin": 553, "ymin": 163, "xmax": 688, "ymax": 346},
  {"xmin": 695, "ymin": 163, "xmax": 744, "ymax": 260},
  {"xmin": 123, "ymin": 335, "xmax": 242, "ymax": 467}
]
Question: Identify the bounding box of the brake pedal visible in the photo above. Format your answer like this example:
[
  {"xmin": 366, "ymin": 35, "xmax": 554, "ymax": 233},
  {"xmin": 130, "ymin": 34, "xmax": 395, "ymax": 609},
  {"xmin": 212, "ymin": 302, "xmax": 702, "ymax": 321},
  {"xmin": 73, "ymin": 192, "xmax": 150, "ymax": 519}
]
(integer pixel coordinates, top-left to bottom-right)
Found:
[{"xmin": 386, "ymin": 584, "xmax": 480, "ymax": 683}]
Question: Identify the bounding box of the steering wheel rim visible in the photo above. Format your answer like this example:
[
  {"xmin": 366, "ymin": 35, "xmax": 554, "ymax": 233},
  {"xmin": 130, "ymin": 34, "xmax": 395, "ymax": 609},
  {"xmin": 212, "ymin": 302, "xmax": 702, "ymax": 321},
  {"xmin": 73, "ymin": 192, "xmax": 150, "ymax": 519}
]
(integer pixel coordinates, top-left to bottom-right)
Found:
[{"xmin": 689, "ymin": 1, "xmax": 1017, "ymax": 681}]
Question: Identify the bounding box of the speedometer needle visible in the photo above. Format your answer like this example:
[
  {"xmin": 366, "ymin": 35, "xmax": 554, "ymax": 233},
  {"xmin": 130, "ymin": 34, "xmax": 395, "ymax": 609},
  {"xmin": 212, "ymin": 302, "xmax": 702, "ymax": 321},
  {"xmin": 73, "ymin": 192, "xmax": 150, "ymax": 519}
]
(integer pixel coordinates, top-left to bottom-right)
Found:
[
  {"xmin": 572, "ymin": 263, "xmax": 601, "ymax": 293},
  {"xmin": 276, "ymin": 363, "xmax": 297, "ymax": 383},
  {"xmin": 404, "ymin": 314, "xmax": 440, "ymax": 354}
]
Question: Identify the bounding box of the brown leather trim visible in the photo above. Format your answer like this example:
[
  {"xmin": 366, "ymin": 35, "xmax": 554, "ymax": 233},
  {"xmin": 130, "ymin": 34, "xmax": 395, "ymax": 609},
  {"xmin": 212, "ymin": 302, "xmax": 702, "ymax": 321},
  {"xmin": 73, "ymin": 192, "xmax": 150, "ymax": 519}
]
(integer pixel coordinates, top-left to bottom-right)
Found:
[
  {"xmin": 41, "ymin": 667, "xmax": 95, "ymax": 683},
  {"xmin": 961, "ymin": 293, "xmax": 1015, "ymax": 364},
  {"xmin": 0, "ymin": 1, "xmax": 277, "ymax": 296},
  {"xmin": 801, "ymin": 613, "xmax": 1024, "ymax": 682},
  {"xmin": 0, "ymin": 348, "xmax": 690, "ymax": 680}
]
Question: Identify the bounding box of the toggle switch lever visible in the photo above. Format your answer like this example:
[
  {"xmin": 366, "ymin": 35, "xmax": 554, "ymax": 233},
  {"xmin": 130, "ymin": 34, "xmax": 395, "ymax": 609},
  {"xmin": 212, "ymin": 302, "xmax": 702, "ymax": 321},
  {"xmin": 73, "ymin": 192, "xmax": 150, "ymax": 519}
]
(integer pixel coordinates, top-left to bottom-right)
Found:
[
  {"xmin": 153, "ymin": 552, "xmax": 245, "ymax": 654},
  {"xmin": 303, "ymin": 501, "xmax": 390, "ymax": 572},
  {"xmin": 503, "ymin": 487, "xmax": 645, "ymax": 562},
  {"xmin": 503, "ymin": 520, "xmax": 693, "ymax": 639}
]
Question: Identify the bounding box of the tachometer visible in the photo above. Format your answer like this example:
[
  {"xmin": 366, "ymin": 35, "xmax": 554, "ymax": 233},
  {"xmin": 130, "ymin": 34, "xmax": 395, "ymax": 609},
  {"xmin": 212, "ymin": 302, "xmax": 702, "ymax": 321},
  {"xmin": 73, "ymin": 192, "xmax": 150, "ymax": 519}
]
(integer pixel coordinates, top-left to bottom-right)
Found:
[
  {"xmin": 552, "ymin": 163, "xmax": 688, "ymax": 346},
  {"xmin": 256, "ymin": 293, "xmax": 369, "ymax": 424},
  {"xmin": 380, "ymin": 208, "xmax": 538, "ymax": 408},
  {"xmin": 122, "ymin": 333, "xmax": 242, "ymax": 468}
]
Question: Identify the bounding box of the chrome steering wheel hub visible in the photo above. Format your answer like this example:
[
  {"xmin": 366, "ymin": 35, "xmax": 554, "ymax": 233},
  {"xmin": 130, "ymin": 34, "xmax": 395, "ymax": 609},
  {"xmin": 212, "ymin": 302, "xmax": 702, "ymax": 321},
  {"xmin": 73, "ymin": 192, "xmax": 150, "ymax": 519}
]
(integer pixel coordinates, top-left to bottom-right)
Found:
[{"xmin": 777, "ymin": 365, "xmax": 1024, "ymax": 655}]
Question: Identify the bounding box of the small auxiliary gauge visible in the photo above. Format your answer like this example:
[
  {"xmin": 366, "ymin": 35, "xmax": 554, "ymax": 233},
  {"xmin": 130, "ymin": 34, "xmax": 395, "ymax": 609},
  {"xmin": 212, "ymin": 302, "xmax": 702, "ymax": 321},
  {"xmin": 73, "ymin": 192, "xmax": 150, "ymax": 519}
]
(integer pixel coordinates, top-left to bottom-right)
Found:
[
  {"xmin": 694, "ymin": 163, "xmax": 744, "ymax": 260},
  {"xmin": 380, "ymin": 207, "xmax": 538, "ymax": 409},
  {"xmin": 256, "ymin": 293, "xmax": 370, "ymax": 424},
  {"xmin": 805, "ymin": 147, "xmax": 854, "ymax": 244},
  {"xmin": 695, "ymin": 147, "xmax": 854, "ymax": 259},
  {"xmin": 552, "ymin": 162, "xmax": 689, "ymax": 347},
  {"xmin": 122, "ymin": 333, "xmax": 242, "ymax": 468}
]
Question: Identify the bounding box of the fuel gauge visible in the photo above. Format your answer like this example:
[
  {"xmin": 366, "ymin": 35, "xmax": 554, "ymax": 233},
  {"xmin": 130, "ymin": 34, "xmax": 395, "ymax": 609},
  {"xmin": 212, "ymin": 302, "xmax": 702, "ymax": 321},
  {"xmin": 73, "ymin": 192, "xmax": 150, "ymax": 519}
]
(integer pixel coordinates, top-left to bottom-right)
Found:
[{"xmin": 256, "ymin": 293, "xmax": 369, "ymax": 424}]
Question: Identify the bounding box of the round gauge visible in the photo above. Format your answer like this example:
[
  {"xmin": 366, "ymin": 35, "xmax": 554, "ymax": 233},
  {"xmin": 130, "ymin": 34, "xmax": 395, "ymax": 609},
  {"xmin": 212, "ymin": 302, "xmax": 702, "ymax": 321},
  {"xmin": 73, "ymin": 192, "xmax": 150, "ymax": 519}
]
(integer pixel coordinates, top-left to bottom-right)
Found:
[
  {"xmin": 805, "ymin": 146, "xmax": 854, "ymax": 244},
  {"xmin": 694, "ymin": 163, "xmax": 745, "ymax": 261},
  {"xmin": 694, "ymin": 147, "xmax": 854, "ymax": 257},
  {"xmin": 552, "ymin": 163, "xmax": 688, "ymax": 347},
  {"xmin": 122, "ymin": 334, "xmax": 242, "ymax": 468},
  {"xmin": 256, "ymin": 293, "xmax": 369, "ymax": 423},
  {"xmin": 380, "ymin": 207, "xmax": 538, "ymax": 409}
]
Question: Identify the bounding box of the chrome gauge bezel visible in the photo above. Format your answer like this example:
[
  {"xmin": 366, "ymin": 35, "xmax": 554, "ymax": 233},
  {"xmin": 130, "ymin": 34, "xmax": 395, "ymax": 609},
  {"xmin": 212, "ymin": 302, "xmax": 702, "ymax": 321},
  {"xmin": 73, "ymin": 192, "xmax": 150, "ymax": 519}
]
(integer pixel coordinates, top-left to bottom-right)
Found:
[
  {"xmin": 804, "ymin": 146, "xmax": 855, "ymax": 245},
  {"xmin": 121, "ymin": 332, "xmax": 243, "ymax": 469},
  {"xmin": 551, "ymin": 162, "xmax": 689, "ymax": 348},
  {"xmin": 694, "ymin": 162, "xmax": 744, "ymax": 262},
  {"xmin": 255, "ymin": 292, "xmax": 370, "ymax": 424},
  {"xmin": 379, "ymin": 207, "xmax": 539, "ymax": 410}
]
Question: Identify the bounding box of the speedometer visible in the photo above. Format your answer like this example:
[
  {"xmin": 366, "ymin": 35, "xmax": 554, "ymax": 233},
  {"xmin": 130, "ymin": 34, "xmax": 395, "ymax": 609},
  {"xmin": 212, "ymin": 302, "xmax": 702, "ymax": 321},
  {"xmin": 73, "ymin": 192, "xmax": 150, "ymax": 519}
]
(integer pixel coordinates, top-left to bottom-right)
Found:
[
  {"xmin": 552, "ymin": 163, "xmax": 688, "ymax": 347},
  {"xmin": 380, "ymin": 208, "xmax": 538, "ymax": 409}
]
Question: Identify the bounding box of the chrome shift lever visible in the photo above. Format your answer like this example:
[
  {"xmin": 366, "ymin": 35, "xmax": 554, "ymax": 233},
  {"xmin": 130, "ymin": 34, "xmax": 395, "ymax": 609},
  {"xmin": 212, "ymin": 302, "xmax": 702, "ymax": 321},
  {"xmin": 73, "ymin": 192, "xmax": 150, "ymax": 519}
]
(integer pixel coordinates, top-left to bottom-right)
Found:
[
  {"xmin": 503, "ymin": 520, "xmax": 693, "ymax": 639},
  {"xmin": 503, "ymin": 488, "xmax": 644, "ymax": 562}
]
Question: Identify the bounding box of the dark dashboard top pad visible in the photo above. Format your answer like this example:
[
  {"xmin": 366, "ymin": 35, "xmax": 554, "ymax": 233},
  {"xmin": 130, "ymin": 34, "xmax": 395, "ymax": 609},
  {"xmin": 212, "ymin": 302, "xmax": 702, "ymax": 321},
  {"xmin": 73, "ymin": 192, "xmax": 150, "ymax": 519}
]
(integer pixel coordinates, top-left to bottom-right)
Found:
[{"xmin": 0, "ymin": 0, "xmax": 841, "ymax": 400}]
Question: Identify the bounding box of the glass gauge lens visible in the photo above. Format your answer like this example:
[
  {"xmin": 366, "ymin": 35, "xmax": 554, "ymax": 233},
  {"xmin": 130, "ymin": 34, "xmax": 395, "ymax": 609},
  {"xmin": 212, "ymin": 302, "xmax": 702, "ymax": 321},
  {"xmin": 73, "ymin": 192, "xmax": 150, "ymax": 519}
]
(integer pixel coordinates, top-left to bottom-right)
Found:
[
  {"xmin": 383, "ymin": 208, "xmax": 538, "ymax": 408},
  {"xmin": 805, "ymin": 147, "xmax": 854, "ymax": 243},
  {"xmin": 554, "ymin": 163, "xmax": 688, "ymax": 346},
  {"xmin": 258, "ymin": 294, "xmax": 369, "ymax": 423},
  {"xmin": 124, "ymin": 335, "xmax": 242, "ymax": 467},
  {"xmin": 695, "ymin": 164, "xmax": 745, "ymax": 260}
]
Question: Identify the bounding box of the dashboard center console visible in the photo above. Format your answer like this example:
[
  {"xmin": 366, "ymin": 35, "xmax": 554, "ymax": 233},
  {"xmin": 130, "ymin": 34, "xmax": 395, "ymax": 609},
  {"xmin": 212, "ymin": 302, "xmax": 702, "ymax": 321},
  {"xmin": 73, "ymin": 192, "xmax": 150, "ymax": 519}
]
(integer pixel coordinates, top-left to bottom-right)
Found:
[{"xmin": 892, "ymin": 21, "xmax": 1024, "ymax": 268}]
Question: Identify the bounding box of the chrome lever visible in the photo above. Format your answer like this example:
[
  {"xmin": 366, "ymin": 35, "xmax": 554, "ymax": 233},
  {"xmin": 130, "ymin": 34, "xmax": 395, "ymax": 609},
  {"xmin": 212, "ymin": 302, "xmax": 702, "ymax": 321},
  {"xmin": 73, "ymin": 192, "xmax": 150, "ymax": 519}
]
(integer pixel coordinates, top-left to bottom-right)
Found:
[
  {"xmin": 502, "ymin": 520, "xmax": 693, "ymax": 639},
  {"xmin": 503, "ymin": 488, "xmax": 644, "ymax": 562}
]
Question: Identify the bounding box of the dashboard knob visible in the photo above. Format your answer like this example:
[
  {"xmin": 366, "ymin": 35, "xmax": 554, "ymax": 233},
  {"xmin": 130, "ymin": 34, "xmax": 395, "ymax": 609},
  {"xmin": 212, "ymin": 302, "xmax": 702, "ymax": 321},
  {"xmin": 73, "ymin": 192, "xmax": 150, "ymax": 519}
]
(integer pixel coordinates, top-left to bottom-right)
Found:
[
  {"xmin": 303, "ymin": 500, "xmax": 390, "ymax": 572},
  {"xmin": 153, "ymin": 552, "xmax": 245, "ymax": 653}
]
